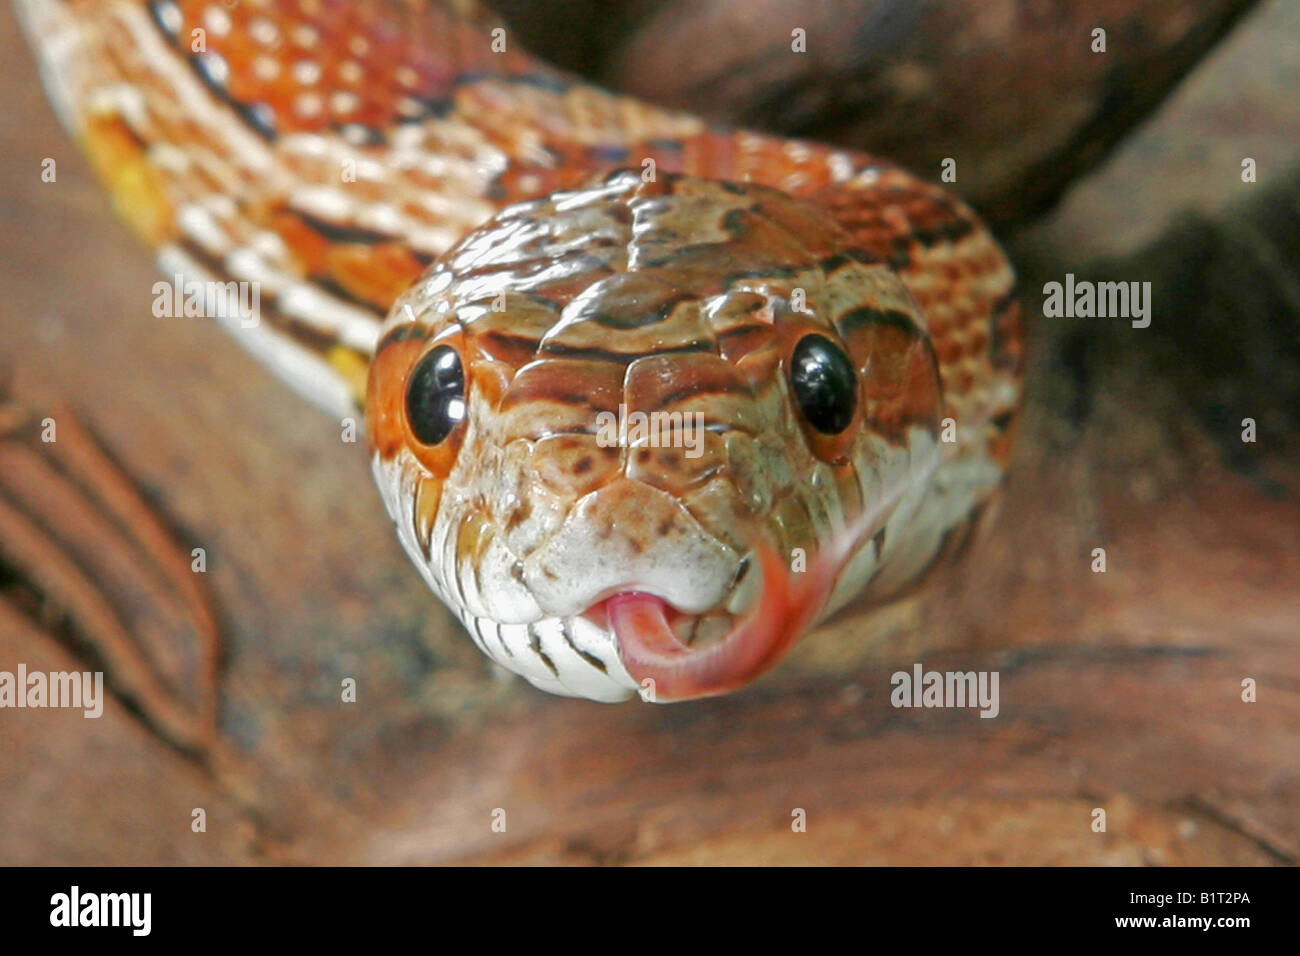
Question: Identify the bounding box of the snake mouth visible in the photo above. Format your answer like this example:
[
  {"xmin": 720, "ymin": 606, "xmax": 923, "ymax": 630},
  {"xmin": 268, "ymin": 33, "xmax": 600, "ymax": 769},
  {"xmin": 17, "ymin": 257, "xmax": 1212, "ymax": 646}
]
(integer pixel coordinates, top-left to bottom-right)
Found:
[{"xmin": 602, "ymin": 541, "xmax": 832, "ymax": 701}]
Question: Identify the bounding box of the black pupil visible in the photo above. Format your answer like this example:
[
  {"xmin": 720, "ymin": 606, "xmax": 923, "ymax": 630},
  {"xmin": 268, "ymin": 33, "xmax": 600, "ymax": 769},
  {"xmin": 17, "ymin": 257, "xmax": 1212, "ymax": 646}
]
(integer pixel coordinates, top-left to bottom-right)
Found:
[
  {"xmin": 406, "ymin": 345, "xmax": 466, "ymax": 445},
  {"xmin": 790, "ymin": 333, "xmax": 857, "ymax": 434}
]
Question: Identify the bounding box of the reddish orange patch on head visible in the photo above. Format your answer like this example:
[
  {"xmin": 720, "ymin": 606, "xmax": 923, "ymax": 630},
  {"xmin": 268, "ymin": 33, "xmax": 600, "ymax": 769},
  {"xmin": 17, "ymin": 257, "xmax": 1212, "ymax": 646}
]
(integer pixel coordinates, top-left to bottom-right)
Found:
[{"xmin": 838, "ymin": 308, "xmax": 944, "ymax": 444}]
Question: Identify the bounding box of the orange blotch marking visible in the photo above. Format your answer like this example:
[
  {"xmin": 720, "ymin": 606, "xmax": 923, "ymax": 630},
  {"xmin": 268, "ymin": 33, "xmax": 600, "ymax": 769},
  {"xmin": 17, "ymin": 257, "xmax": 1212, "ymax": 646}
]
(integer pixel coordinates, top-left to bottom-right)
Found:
[
  {"xmin": 326, "ymin": 243, "xmax": 426, "ymax": 311},
  {"xmin": 82, "ymin": 116, "xmax": 175, "ymax": 247}
]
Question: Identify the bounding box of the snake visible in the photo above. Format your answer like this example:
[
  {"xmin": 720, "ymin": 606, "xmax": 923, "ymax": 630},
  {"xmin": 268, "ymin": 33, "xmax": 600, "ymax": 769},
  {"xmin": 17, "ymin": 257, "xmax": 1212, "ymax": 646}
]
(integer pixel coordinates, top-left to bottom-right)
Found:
[{"xmin": 17, "ymin": 0, "xmax": 1023, "ymax": 702}]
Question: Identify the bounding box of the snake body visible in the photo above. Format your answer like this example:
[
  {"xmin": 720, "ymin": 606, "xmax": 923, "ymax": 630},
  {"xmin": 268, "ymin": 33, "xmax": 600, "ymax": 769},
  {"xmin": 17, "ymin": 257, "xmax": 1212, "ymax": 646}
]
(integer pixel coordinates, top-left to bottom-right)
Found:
[{"xmin": 19, "ymin": 0, "xmax": 1022, "ymax": 701}]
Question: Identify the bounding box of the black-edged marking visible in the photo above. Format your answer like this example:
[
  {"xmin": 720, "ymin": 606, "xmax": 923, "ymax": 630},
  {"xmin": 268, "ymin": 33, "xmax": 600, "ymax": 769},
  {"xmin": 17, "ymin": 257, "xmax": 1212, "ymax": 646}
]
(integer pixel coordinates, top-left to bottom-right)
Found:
[
  {"xmin": 561, "ymin": 620, "xmax": 608, "ymax": 674},
  {"xmin": 538, "ymin": 339, "xmax": 715, "ymax": 363},
  {"xmin": 376, "ymin": 322, "xmax": 432, "ymax": 350},
  {"xmin": 907, "ymin": 215, "xmax": 975, "ymax": 249},
  {"xmin": 237, "ymin": 102, "xmax": 278, "ymax": 140},
  {"xmin": 837, "ymin": 304, "xmax": 925, "ymax": 340},
  {"xmin": 527, "ymin": 623, "xmax": 560, "ymax": 677},
  {"xmin": 578, "ymin": 295, "xmax": 690, "ymax": 331},
  {"xmin": 466, "ymin": 617, "xmax": 486, "ymax": 655},
  {"xmin": 988, "ymin": 291, "xmax": 1021, "ymax": 372},
  {"xmin": 175, "ymin": 239, "xmax": 367, "ymax": 356},
  {"xmin": 147, "ymin": 0, "xmax": 183, "ymax": 42},
  {"xmin": 291, "ymin": 210, "xmax": 398, "ymax": 247}
]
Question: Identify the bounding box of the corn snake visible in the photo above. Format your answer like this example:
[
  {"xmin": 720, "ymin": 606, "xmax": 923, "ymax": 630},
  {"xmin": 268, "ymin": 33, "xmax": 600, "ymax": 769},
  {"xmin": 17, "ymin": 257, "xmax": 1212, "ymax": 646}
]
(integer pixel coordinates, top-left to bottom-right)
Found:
[{"xmin": 18, "ymin": 0, "xmax": 1023, "ymax": 702}]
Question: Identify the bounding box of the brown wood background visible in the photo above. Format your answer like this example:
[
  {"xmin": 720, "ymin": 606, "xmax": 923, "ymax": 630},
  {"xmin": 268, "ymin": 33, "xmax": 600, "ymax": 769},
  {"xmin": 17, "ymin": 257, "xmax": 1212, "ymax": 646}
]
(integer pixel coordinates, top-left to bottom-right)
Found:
[{"xmin": 0, "ymin": 1, "xmax": 1297, "ymax": 865}]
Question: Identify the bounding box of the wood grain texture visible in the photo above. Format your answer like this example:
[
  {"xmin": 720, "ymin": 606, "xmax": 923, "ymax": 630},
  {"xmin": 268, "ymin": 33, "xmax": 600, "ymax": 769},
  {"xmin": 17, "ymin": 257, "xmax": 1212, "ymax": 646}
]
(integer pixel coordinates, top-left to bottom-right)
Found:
[
  {"xmin": 1, "ymin": 1, "xmax": 1297, "ymax": 865},
  {"xmin": 490, "ymin": 0, "xmax": 1263, "ymax": 229}
]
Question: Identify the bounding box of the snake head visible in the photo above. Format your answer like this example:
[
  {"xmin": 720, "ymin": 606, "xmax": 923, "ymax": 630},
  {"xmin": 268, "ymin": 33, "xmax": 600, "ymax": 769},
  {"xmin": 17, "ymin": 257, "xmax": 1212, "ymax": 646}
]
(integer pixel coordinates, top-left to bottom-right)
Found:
[{"xmin": 366, "ymin": 169, "xmax": 945, "ymax": 702}]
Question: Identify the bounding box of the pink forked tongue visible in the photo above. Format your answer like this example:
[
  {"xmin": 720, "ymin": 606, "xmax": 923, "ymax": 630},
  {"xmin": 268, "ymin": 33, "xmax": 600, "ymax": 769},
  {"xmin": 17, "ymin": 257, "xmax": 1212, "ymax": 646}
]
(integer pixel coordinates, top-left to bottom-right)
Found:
[
  {"xmin": 607, "ymin": 542, "xmax": 836, "ymax": 701},
  {"xmin": 607, "ymin": 446, "xmax": 940, "ymax": 701}
]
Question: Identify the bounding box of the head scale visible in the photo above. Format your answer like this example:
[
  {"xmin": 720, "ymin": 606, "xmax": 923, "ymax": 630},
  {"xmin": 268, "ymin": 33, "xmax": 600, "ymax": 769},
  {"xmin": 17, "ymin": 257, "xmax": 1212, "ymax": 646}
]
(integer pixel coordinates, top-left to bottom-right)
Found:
[{"xmin": 366, "ymin": 170, "xmax": 943, "ymax": 701}]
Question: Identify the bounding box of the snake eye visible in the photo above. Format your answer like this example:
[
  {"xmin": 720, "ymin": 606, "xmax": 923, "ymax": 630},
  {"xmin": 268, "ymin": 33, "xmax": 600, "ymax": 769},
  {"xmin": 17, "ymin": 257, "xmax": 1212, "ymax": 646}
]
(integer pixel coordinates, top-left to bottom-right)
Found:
[
  {"xmin": 790, "ymin": 333, "xmax": 858, "ymax": 434},
  {"xmin": 406, "ymin": 345, "xmax": 466, "ymax": 445}
]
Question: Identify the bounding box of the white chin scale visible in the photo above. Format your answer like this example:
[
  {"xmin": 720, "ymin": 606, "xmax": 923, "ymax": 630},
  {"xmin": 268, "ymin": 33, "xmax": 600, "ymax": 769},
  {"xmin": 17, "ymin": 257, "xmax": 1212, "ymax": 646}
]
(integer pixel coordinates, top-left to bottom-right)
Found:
[
  {"xmin": 372, "ymin": 453, "xmax": 640, "ymax": 702},
  {"xmin": 460, "ymin": 611, "xmax": 638, "ymax": 703}
]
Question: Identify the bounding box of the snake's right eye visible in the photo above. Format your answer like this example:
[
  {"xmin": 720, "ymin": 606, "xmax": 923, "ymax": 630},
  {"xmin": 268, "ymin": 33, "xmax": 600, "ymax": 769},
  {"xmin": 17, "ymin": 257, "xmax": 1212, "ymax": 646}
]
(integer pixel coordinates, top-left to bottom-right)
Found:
[
  {"xmin": 406, "ymin": 345, "xmax": 466, "ymax": 445},
  {"xmin": 789, "ymin": 333, "xmax": 858, "ymax": 435}
]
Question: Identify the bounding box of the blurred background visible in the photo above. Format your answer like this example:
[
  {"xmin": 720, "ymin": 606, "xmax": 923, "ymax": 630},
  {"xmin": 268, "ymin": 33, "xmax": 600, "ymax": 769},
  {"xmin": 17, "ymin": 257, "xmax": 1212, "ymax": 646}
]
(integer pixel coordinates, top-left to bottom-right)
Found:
[{"xmin": 0, "ymin": 0, "xmax": 1297, "ymax": 864}]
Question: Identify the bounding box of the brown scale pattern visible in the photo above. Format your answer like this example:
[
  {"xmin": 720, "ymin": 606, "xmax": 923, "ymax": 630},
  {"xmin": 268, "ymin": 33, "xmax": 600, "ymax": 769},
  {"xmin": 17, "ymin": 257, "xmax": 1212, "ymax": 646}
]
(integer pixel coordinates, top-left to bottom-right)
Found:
[{"xmin": 368, "ymin": 171, "xmax": 959, "ymax": 588}]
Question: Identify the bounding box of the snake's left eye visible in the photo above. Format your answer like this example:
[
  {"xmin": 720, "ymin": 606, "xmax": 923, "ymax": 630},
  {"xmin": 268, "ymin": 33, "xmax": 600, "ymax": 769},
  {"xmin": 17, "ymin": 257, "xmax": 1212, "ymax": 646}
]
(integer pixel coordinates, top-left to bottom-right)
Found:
[
  {"xmin": 406, "ymin": 345, "xmax": 466, "ymax": 445},
  {"xmin": 790, "ymin": 333, "xmax": 858, "ymax": 434}
]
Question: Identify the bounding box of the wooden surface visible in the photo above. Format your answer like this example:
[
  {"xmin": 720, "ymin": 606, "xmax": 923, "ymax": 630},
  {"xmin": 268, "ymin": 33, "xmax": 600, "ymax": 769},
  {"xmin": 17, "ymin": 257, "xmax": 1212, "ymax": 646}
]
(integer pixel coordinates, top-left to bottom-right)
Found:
[
  {"xmin": 491, "ymin": 0, "xmax": 1262, "ymax": 229},
  {"xmin": 0, "ymin": 1, "xmax": 1297, "ymax": 865}
]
